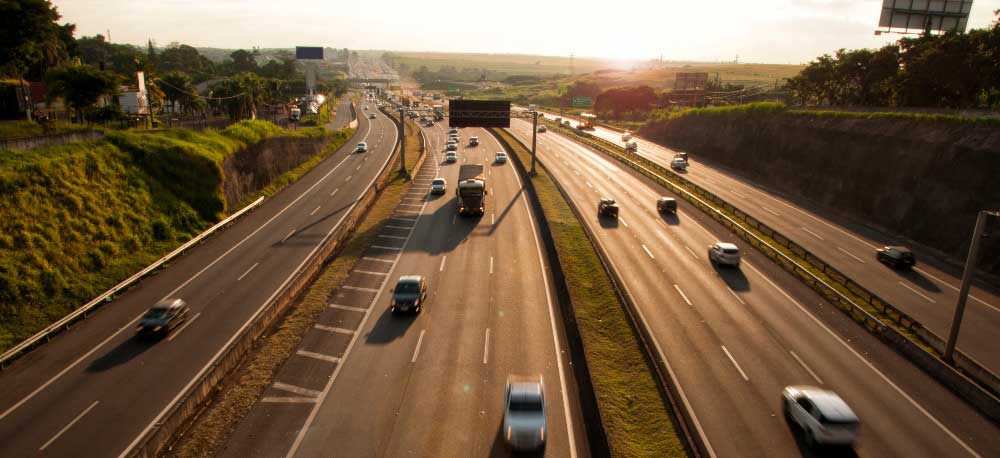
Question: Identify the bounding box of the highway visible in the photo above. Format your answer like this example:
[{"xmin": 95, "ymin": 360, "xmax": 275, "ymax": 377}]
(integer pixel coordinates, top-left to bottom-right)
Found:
[
  {"xmin": 540, "ymin": 110, "xmax": 1000, "ymax": 373},
  {"xmin": 0, "ymin": 103, "xmax": 398, "ymax": 457},
  {"xmin": 507, "ymin": 118, "xmax": 999, "ymax": 458},
  {"xmin": 218, "ymin": 115, "xmax": 587, "ymax": 457}
]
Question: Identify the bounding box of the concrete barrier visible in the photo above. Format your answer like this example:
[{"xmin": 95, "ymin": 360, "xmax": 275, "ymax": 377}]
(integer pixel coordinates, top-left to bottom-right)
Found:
[
  {"xmin": 542, "ymin": 119, "xmax": 1000, "ymax": 423},
  {"xmin": 127, "ymin": 109, "xmax": 406, "ymax": 457}
]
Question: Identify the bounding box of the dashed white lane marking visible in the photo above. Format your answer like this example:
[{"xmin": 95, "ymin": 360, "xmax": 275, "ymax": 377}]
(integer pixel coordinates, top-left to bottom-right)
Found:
[
  {"xmin": 483, "ymin": 328, "xmax": 490, "ymax": 364},
  {"xmin": 329, "ymin": 304, "xmax": 367, "ymax": 312},
  {"xmin": 411, "ymin": 329, "xmax": 426, "ymax": 363},
  {"xmin": 490, "ymin": 256, "xmax": 494, "ymax": 274},
  {"xmin": 790, "ymin": 351, "xmax": 824, "ymax": 384},
  {"xmin": 342, "ymin": 285, "xmax": 379, "ymax": 293},
  {"xmin": 801, "ymin": 226, "xmax": 825, "ymax": 240},
  {"xmin": 314, "ymin": 324, "xmax": 354, "ymax": 335},
  {"xmin": 361, "ymin": 257, "xmax": 395, "ymax": 264},
  {"xmin": 281, "ymin": 229, "xmax": 296, "ymax": 243},
  {"xmin": 619, "ymin": 217, "xmax": 629, "ymax": 228},
  {"xmin": 837, "ymin": 246, "xmax": 867, "ymax": 263},
  {"xmin": 272, "ymin": 382, "xmax": 323, "ymax": 398},
  {"xmin": 330, "ymin": 188, "xmax": 339, "ymax": 197},
  {"xmin": 899, "ymin": 282, "xmax": 937, "ymax": 303},
  {"xmin": 684, "ymin": 245, "xmax": 699, "ymax": 260},
  {"xmin": 642, "ymin": 244, "xmax": 655, "ymax": 259},
  {"xmin": 237, "ymin": 262, "xmax": 260, "ymax": 281},
  {"xmin": 722, "ymin": 345, "xmax": 750, "ymax": 381},
  {"xmin": 309, "ymin": 206, "xmax": 321, "ymax": 216},
  {"xmin": 40, "ymin": 401, "xmax": 100, "ymax": 451},
  {"xmin": 726, "ymin": 286, "xmax": 745, "ymax": 305},
  {"xmin": 761, "ymin": 205, "xmax": 780, "ymax": 216},
  {"xmin": 674, "ymin": 284, "xmax": 692, "ymax": 306},
  {"xmin": 167, "ymin": 312, "xmax": 201, "ymax": 342},
  {"xmin": 297, "ymin": 350, "xmax": 340, "ymax": 363},
  {"xmin": 440, "ymin": 256, "xmax": 447, "ymax": 272},
  {"xmin": 730, "ymin": 190, "xmax": 747, "ymax": 199}
]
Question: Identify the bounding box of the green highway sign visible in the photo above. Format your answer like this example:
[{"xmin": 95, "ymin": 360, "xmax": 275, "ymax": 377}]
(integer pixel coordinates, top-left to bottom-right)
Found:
[{"xmin": 572, "ymin": 96, "xmax": 593, "ymax": 107}]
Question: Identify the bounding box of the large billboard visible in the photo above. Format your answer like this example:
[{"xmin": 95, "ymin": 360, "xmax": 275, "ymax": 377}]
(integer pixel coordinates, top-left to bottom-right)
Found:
[
  {"xmin": 295, "ymin": 46, "xmax": 324, "ymax": 60},
  {"xmin": 877, "ymin": 0, "xmax": 973, "ymax": 34},
  {"xmin": 675, "ymin": 73, "xmax": 708, "ymax": 92},
  {"xmin": 449, "ymin": 100, "xmax": 511, "ymax": 128}
]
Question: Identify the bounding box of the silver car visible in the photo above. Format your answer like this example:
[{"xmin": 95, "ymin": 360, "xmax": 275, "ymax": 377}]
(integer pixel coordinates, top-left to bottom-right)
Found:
[
  {"xmin": 708, "ymin": 242, "xmax": 740, "ymax": 267},
  {"xmin": 431, "ymin": 178, "xmax": 446, "ymax": 194},
  {"xmin": 503, "ymin": 376, "xmax": 546, "ymax": 452},
  {"xmin": 782, "ymin": 386, "xmax": 859, "ymax": 447}
]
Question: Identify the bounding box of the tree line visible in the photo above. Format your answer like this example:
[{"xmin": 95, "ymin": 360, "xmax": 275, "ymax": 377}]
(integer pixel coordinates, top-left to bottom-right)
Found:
[{"xmin": 786, "ymin": 11, "xmax": 1000, "ymax": 109}]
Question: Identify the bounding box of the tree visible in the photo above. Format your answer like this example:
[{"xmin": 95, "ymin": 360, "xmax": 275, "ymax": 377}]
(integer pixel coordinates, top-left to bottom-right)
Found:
[
  {"xmin": 45, "ymin": 64, "xmax": 118, "ymax": 122},
  {"xmin": 230, "ymin": 49, "xmax": 258, "ymax": 73},
  {"xmin": 158, "ymin": 71, "xmax": 198, "ymax": 114},
  {"xmin": 158, "ymin": 44, "xmax": 215, "ymax": 81},
  {"xmin": 76, "ymin": 35, "xmax": 147, "ymax": 77},
  {"xmin": 595, "ymin": 85, "xmax": 658, "ymax": 118}
]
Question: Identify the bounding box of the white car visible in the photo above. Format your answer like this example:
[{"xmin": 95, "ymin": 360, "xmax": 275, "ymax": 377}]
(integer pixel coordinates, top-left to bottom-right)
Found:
[
  {"xmin": 670, "ymin": 157, "xmax": 688, "ymax": 170},
  {"xmin": 446, "ymin": 142, "xmax": 457, "ymax": 151},
  {"xmin": 368, "ymin": 113, "xmax": 376, "ymax": 119},
  {"xmin": 495, "ymin": 152, "xmax": 508, "ymax": 164},
  {"xmin": 354, "ymin": 142, "xmax": 367, "ymax": 153},
  {"xmin": 503, "ymin": 376, "xmax": 546, "ymax": 452},
  {"xmin": 446, "ymin": 151, "xmax": 458, "ymax": 163},
  {"xmin": 430, "ymin": 178, "xmax": 447, "ymax": 194},
  {"xmin": 782, "ymin": 386, "xmax": 859, "ymax": 447},
  {"xmin": 708, "ymin": 242, "xmax": 740, "ymax": 267}
]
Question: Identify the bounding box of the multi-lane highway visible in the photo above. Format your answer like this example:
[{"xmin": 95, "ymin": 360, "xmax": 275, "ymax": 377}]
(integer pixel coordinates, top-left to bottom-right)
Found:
[
  {"xmin": 540, "ymin": 110, "xmax": 1000, "ymax": 372},
  {"xmin": 507, "ymin": 118, "xmax": 999, "ymax": 458},
  {"xmin": 218, "ymin": 116, "xmax": 587, "ymax": 457},
  {"xmin": 0, "ymin": 102, "xmax": 398, "ymax": 457}
]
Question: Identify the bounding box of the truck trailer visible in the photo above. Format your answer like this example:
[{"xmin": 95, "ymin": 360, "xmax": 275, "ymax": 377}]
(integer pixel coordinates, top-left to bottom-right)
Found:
[{"xmin": 456, "ymin": 164, "xmax": 487, "ymax": 216}]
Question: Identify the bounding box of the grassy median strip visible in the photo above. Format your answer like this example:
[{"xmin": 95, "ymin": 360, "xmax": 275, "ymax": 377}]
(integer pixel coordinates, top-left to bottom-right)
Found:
[
  {"xmin": 548, "ymin": 121, "xmax": 933, "ymax": 352},
  {"xmin": 168, "ymin": 122, "xmax": 420, "ymax": 458},
  {"xmin": 492, "ymin": 129, "xmax": 686, "ymax": 457}
]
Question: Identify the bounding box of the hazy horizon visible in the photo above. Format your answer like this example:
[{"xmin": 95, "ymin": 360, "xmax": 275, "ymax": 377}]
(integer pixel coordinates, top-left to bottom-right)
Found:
[{"xmin": 55, "ymin": 0, "xmax": 997, "ymax": 64}]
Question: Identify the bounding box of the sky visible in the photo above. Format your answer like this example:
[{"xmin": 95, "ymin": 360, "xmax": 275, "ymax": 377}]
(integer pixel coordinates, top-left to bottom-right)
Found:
[{"xmin": 55, "ymin": 0, "xmax": 998, "ymax": 64}]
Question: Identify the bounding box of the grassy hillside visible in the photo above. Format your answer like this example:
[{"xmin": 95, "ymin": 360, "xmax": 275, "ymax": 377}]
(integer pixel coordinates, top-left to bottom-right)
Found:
[
  {"xmin": 385, "ymin": 51, "xmax": 623, "ymax": 77},
  {"xmin": 0, "ymin": 120, "xmax": 323, "ymax": 352}
]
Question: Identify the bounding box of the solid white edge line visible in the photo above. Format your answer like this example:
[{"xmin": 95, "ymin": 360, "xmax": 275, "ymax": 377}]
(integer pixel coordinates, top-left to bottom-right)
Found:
[
  {"xmin": 721, "ymin": 345, "xmax": 750, "ymax": 381},
  {"xmin": 743, "ymin": 262, "xmax": 982, "ymax": 458},
  {"xmin": 483, "ymin": 328, "xmax": 490, "ymax": 364},
  {"xmin": 1, "ymin": 119, "xmax": 377, "ymax": 425},
  {"xmin": 510, "ymin": 147, "xmax": 579, "ymax": 458},
  {"xmin": 837, "ymin": 246, "xmax": 867, "ymax": 263},
  {"xmin": 789, "ymin": 350, "xmax": 824, "ymax": 385},
  {"xmin": 411, "ymin": 329, "xmax": 426, "ymax": 363},
  {"xmin": 237, "ymin": 262, "xmax": 260, "ymax": 281},
  {"xmin": 39, "ymin": 400, "xmax": 99, "ymax": 451},
  {"xmin": 118, "ymin": 106, "xmax": 394, "ymax": 458}
]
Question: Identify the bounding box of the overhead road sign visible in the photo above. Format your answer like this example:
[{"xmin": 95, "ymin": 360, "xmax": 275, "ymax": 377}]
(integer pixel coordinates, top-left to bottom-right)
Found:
[
  {"xmin": 295, "ymin": 46, "xmax": 324, "ymax": 60},
  {"xmin": 877, "ymin": 0, "xmax": 973, "ymax": 34},
  {"xmin": 449, "ymin": 100, "xmax": 511, "ymax": 128},
  {"xmin": 572, "ymin": 96, "xmax": 593, "ymax": 107}
]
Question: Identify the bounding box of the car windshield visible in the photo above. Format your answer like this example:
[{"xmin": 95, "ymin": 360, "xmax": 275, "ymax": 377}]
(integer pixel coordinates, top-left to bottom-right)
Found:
[
  {"xmin": 143, "ymin": 307, "xmax": 171, "ymax": 320},
  {"xmin": 395, "ymin": 282, "xmax": 420, "ymax": 294},
  {"xmin": 723, "ymin": 248, "xmax": 739, "ymax": 254},
  {"xmin": 432, "ymin": 179, "xmax": 445, "ymax": 185},
  {"xmin": 509, "ymin": 396, "xmax": 543, "ymax": 412}
]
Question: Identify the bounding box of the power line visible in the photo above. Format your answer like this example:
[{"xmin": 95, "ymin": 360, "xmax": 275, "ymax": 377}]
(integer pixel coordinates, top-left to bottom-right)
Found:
[{"xmin": 151, "ymin": 77, "xmax": 246, "ymax": 101}]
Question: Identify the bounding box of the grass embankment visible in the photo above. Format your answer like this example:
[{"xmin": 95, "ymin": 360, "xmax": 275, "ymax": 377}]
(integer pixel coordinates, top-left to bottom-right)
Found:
[
  {"xmin": 169, "ymin": 115, "xmax": 420, "ymax": 457},
  {"xmin": 653, "ymin": 101, "xmax": 1000, "ymax": 125},
  {"xmin": 0, "ymin": 120, "xmax": 342, "ymax": 353},
  {"xmin": 491, "ymin": 128, "xmax": 686, "ymax": 457},
  {"xmin": 545, "ymin": 120, "xmax": 934, "ymax": 352},
  {"xmin": 0, "ymin": 120, "xmax": 95, "ymax": 139}
]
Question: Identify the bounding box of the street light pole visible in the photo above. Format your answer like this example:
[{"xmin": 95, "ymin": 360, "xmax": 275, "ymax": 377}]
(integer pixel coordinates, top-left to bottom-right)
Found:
[
  {"xmin": 530, "ymin": 110, "xmax": 538, "ymax": 175},
  {"xmin": 398, "ymin": 106, "xmax": 407, "ymax": 177},
  {"xmin": 943, "ymin": 210, "xmax": 997, "ymax": 363}
]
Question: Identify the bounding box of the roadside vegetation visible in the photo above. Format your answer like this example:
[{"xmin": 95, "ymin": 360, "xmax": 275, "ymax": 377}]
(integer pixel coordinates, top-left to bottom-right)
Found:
[
  {"xmin": 491, "ymin": 128, "xmax": 686, "ymax": 457},
  {"xmin": 169, "ymin": 117, "xmax": 420, "ymax": 458},
  {"xmin": 0, "ymin": 119, "xmax": 95, "ymax": 139},
  {"xmin": 0, "ymin": 120, "xmax": 343, "ymax": 353}
]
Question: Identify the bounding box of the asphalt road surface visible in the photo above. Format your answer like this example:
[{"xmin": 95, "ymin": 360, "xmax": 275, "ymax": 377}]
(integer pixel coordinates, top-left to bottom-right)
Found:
[
  {"xmin": 218, "ymin": 118, "xmax": 587, "ymax": 457},
  {"xmin": 508, "ymin": 118, "xmax": 998, "ymax": 458},
  {"xmin": 0, "ymin": 104, "xmax": 398, "ymax": 457},
  {"xmin": 538, "ymin": 110, "xmax": 1000, "ymax": 373}
]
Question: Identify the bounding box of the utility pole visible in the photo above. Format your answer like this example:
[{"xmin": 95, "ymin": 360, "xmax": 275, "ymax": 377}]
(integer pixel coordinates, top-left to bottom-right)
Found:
[
  {"xmin": 530, "ymin": 110, "xmax": 538, "ymax": 175},
  {"xmin": 398, "ymin": 106, "xmax": 407, "ymax": 177},
  {"xmin": 944, "ymin": 210, "xmax": 998, "ymax": 363}
]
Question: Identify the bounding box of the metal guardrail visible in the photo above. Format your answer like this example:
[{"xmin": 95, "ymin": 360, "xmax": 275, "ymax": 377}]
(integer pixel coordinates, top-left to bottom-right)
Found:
[
  {"xmin": 542, "ymin": 120, "xmax": 1000, "ymax": 420},
  {"xmin": 0, "ymin": 197, "xmax": 265, "ymax": 369}
]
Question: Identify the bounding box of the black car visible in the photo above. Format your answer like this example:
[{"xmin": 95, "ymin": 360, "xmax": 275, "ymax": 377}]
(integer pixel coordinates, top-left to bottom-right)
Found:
[
  {"xmin": 391, "ymin": 275, "xmax": 428, "ymax": 314},
  {"xmin": 136, "ymin": 298, "xmax": 190, "ymax": 338},
  {"xmin": 657, "ymin": 197, "xmax": 677, "ymax": 214},
  {"xmin": 876, "ymin": 246, "xmax": 916, "ymax": 269}
]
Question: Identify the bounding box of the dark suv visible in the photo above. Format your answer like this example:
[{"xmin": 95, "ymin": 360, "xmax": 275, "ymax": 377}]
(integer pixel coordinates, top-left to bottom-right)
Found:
[
  {"xmin": 391, "ymin": 275, "xmax": 428, "ymax": 314},
  {"xmin": 136, "ymin": 298, "xmax": 190, "ymax": 339},
  {"xmin": 876, "ymin": 246, "xmax": 916, "ymax": 269}
]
